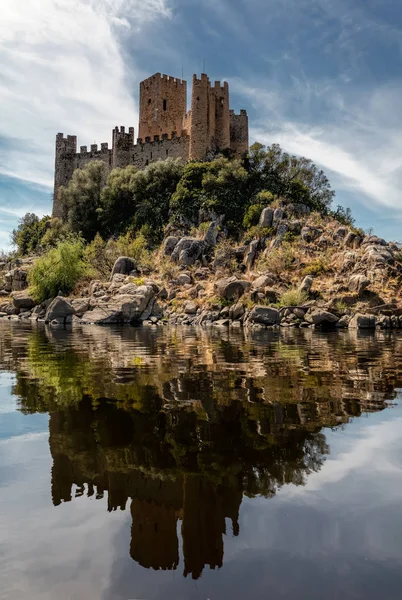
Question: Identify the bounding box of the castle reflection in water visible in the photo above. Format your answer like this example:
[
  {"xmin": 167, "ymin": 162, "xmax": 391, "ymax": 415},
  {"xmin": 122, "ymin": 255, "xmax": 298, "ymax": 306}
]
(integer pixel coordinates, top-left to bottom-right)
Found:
[{"xmin": 2, "ymin": 323, "xmax": 399, "ymax": 579}]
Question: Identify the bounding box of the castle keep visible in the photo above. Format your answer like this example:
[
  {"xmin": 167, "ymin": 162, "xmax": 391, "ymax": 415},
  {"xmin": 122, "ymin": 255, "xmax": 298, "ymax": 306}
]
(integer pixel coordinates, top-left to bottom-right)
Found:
[{"xmin": 53, "ymin": 72, "xmax": 249, "ymax": 218}]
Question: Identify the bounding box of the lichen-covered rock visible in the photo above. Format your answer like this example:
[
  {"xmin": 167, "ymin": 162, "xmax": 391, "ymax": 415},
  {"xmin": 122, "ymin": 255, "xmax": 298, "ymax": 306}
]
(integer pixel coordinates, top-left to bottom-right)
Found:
[
  {"xmin": 348, "ymin": 313, "xmax": 377, "ymax": 329},
  {"xmin": 11, "ymin": 291, "xmax": 36, "ymax": 310},
  {"xmin": 252, "ymin": 275, "xmax": 272, "ymax": 289},
  {"xmin": 362, "ymin": 235, "xmax": 387, "ymax": 247},
  {"xmin": 81, "ymin": 286, "xmax": 154, "ymax": 325},
  {"xmin": 244, "ymin": 240, "xmax": 259, "ymax": 270},
  {"xmin": 259, "ymin": 207, "xmax": 274, "ymax": 228},
  {"xmin": 285, "ymin": 203, "xmax": 311, "ymax": 218},
  {"xmin": 299, "ymin": 276, "xmax": 313, "ymax": 294},
  {"xmin": 214, "ymin": 276, "xmax": 251, "ymax": 300},
  {"xmin": 276, "ymin": 222, "xmax": 289, "ymax": 241},
  {"xmin": 336, "ymin": 315, "xmax": 350, "ymax": 328},
  {"xmin": 111, "ymin": 256, "xmax": 136, "ymax": 277},
  {"xmin": 5, "ymin": 268, "xmax": 28, "ymax": 292},
  {"xmin": 334, "ymin": 226, "xmax": 348, "ymax": 240},
  {"xmin": 162, "ymin": 236, "xmax": 179, "ymax": 256},
  {"xmin": 177, "ymin": 273, "xmax": 192, "ymax": 286},
  {"xmin": 363, "ymin": 245, "xmax": 393, "ymax": 265},
  {"xmin": 305, "ymin": 309, "xmax": 339, "ymax": 326},
  {"xmin": 229, "ymin": 302, "xmax": 245, "ymax": 320},
  {"xmin": 184, "ymin": 301, "xmax": 198, "ymax": 315},
  {"xmin": 171, "ymin": 238, "xmax": 205, "ymax": 266},
  {"xmin": 45, "ymin": 297, "xmax": 75, "ymax": 323},
  {"xmin": 273, "ymin": 208, "xmax": 284, "ymax": 225},
  {"xmin": 348, "ymin": 274, "xmax": 370, "ymax": 296},
  {"xmin": 247, "ymin": 305, "xmax": 281, "ymax": 326},
  {"xmin": 203, "ymin": 221, "xmax": 219, "ymax": 247}
]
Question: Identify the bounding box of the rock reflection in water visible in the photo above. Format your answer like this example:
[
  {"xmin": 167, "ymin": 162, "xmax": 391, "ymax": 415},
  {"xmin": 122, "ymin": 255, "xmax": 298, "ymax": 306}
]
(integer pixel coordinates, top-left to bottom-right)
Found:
[{"xmin": 1, "ymin": 322, "xmax": 399, "ymax": 580}]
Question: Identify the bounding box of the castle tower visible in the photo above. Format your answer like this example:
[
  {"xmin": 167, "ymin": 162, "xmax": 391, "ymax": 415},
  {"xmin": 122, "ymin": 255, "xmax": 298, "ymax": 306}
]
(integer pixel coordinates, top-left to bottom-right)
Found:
[
  {"xmin": 230, "ymin": 109, "xmax": 249, "ymax": 157},
  {"xmin": 210, "ymin": 81, "xmax": 230, "ymax": 151},
  {"xmin": 53, "ymin": 133, "xmax": 77, "ymax": 218},
  {"xmin": 138, "ymin": 73, "xmax": 187, "ymax": 140},
  {"xmin": 189, "ymin": 74, "xmax": 211, "ymax": 160},
  {"xmin": 112, "ymin": 126, "xmax": 135, "ymax": 168}
]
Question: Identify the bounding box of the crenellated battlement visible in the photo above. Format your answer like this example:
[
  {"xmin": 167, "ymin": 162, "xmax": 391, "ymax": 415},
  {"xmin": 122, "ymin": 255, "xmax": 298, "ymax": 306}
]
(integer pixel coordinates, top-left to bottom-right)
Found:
[
  {"xmin": 53, "ymin": 70, "xmax": 249, "ymax": 217},
  {"xmin": 140, "ymin": 72, "xmax": 186, "ymax": 88}
]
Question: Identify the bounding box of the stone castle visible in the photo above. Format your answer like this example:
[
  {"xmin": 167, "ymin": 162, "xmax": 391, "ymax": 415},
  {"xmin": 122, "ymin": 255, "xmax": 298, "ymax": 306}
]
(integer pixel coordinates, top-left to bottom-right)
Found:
[{"xmin": 52, "ymin": 72, "xmax": 249, "ymax": 218}]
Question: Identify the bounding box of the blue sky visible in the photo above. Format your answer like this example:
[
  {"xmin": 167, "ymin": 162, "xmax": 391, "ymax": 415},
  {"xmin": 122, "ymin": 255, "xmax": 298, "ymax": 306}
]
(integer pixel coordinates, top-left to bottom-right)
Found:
[{"xmin": 2, "ymin": 0, "xmax": 402, "ymax": 249}]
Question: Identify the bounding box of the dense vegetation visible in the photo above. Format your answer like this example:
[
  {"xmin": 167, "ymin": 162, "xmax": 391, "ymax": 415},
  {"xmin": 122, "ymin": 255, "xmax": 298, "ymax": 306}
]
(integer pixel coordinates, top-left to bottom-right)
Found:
[
  {"xmin": 13, "ymin": 142, "xmax": 347, "ymax": 253},
  {"xmin": 10, "ymin": 142, "xmax": 357, "ymax": 300}
]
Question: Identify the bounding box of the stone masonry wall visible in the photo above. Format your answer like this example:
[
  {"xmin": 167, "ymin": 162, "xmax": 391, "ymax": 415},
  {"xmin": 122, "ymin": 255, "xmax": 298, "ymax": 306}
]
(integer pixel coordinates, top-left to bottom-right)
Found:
[
  {"xmin": 53, "ymin": 72, "xmax": 249, "ymax": 218},
  {"xmin": 230, "ymin": 110, "xmax": 249, "ymax": 157},
  {"xmin": 139, "ymin": 73, "xmax": 187, "ymax": 140}
]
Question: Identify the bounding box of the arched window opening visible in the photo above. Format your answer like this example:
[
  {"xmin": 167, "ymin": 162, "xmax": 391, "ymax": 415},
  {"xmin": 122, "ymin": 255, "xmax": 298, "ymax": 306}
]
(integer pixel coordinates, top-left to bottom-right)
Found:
[{"xmin": 163, "ymin": 99, "xmax": 167, "ymax": 111}]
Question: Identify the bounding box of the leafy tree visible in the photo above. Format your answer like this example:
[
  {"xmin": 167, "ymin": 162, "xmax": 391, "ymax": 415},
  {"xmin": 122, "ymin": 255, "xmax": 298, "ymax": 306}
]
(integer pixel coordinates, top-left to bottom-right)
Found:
[
  {"xmin": 100, "ymin": 165, "xmax": 138, "ymax": 237},
  {"xmin": 202, "ymin": 157, "xmax": 249, "ymax": 230},
  {"xmin": 130, "ymin": 158, "xmax": 183, "ymax": 243},
  {"xmin": 12, "ymin": 213, "xmax": 51, "ymax": 255},
  {"xmin": 60, "ymin": 161, "xmax": 108, "ymax": 241},
  {"xmin": 331, "ymin": 205, "xmax": 355, "ymax": 227},
  {"xmin": 170, "ymin": 161, "xmax": 210, "ymax": 223},
  {"xmin": 28, "ymin": 238, "xmax": 88, "ymax": 302},
  {"xmin": 245, "ymin": 143, "xmax": 335, "ymax": 212}
]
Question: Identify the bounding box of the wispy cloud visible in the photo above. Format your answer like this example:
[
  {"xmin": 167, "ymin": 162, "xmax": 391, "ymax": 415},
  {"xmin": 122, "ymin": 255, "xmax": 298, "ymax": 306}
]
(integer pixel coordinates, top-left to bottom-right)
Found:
[{"xmin": 0, "ymin": 0, "xmax": 172, "ymax": 188}]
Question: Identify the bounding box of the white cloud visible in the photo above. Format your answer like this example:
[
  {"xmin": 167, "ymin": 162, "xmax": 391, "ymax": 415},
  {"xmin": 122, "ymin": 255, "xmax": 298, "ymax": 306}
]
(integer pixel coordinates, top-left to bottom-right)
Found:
[
  {"xmin": 0, "ymin": 0, "xmax": 172, "ymax": 188},
  {"xmin": 233, "ymin": 77, "xmax": 402, "ymax": 211}
]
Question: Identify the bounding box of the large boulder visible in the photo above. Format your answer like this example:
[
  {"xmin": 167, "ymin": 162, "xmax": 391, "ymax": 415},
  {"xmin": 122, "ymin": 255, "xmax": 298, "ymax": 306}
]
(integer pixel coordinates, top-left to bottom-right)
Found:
[
  {"xmin": 259, "ymin": 207, "xmax": 274, "ymax": 228},
  {"xmin": 11, "ymin": 291, "xmax": 36, "ymax": 310},
  {"xmin": 362, "ymin": 235, "xmax": 387, "ymax": 247},
  {"xmin": 348, "ymin": 274, "xmax": 370, "ymax": 296},
  {"xmin": 273, "ymin": 208, "xmax": 284, "ymax": 225},
  {"xmin": 247, "ymin": 305, "xmax": 281, "ymax": 326},
  {"xmin": 214, "ymin": 276, "xmax": 251, "ymax": 300},
  {"xmin": 6, "ymin": 268, "xmax": 29, "ymax": 291},
  {"xmin": 80, "ymin": 285, "xmax": 155, "ymax": 325},
  {"xmin": 305, "ymin": 309, "xmax": 339, "ymax": 326},
  {"xmin": 162, "ymin": 236, "xmax": 179, "ymax": 256},
  {"xmin": 171, "ymin": 238, "xmax": 205, "ymax": 266},
  {"xmin": 244, "ymin": 240, "xmax": 259, "ymax": 270},
  {"xmin": 363, "ymin": 245, "xmax": 393, "ymax": 265},
  {"xmin": 252, "ymin": 275, "xmax": 273, "ymax": 289},
  {"xmin": 111, "ymin": 256, "xmax": 136, "ymax": 277},
  {"xmin": 299, "ymin": 276, "xmax": 313, "ymax": 294},
  {"xmin": 348, "ymin": 313, "xmax": 377, "ymax": 329},
  {"xmin": 203, "ymin": 221, "xmax": 219, "ymax": 247},
  {"xmin": 285, "ymin": 203, "xmax": 311, "ymax": 218},
  {"xmin": 45, "ymin": 297, "xmax": 75, "ymax": 323},
  {"xmin": 276, "ymin": 221, "xmax": 289, "ymax": 241}
]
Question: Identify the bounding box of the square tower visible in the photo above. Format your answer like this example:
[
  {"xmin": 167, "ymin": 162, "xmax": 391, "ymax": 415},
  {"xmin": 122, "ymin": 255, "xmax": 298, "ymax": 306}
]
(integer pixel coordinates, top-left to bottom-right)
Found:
[{"xmin": 138, "ymin": 73, "xmax": 187, "ymax": 140}]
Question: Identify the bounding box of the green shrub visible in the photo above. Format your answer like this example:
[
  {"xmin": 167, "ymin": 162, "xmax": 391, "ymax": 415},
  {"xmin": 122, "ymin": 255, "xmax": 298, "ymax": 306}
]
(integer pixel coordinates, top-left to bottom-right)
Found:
[
  {"xmin": 28, "ymin": 239, "xmax": 89, "ymax": 302},
  {"xmin": 278, "ymin": 288, "xmax": 308, "ymax": 307},
  {"xmin": 243, "ymin": 203, "xmax": 264, "ymax": 229},
  {"xmin": 84, "ymin": 233, "xmax": 114, "ymax": 279},
  {"xmin": 301, "ymin": 256, "xmax": 330, "ymax": 277},
  {"xmin": 246, "ymin": 225, "xmax": 273, "ymax": 240}
]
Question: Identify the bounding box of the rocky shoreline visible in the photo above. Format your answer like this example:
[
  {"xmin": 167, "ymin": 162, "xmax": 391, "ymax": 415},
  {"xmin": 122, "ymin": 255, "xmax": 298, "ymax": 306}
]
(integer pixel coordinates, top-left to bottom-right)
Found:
[{"xmin": 2, "ymin": 201, "xmax": 402, "ymax": 332}]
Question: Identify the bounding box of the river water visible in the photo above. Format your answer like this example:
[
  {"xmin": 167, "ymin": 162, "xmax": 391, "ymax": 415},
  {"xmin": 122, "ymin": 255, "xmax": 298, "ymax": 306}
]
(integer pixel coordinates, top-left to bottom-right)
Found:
[{"xmin": 1, "ymin": 321, "xmax": 402, "ymax": 599}]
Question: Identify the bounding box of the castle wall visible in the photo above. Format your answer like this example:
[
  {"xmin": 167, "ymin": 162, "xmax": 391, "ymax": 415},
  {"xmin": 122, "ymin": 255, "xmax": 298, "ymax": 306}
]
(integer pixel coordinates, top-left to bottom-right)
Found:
[
  {"xmin": 53, "ymin": 134, "xmax": 77, "ymax": 218},
  {"xmin": 131, "ymin": 134, "xmax": 189, "ymax": 169},
  {"xmin": 52, "ymin": 71, "xmax": 249, "ymax": 218},
  {"xmin": 230, "ymin": 110, "xmax": 249, "ymax": 157},
  {"xmin": 139, "ymin": 73, "xmax": 187, "ymax": 140}
]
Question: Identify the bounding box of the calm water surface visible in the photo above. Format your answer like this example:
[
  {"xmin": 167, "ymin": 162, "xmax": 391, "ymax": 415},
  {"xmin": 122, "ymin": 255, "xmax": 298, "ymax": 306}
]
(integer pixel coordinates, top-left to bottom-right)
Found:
[{"xmin": 1, "ymin": 321, "xmax": 402, "ymax": 599}]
